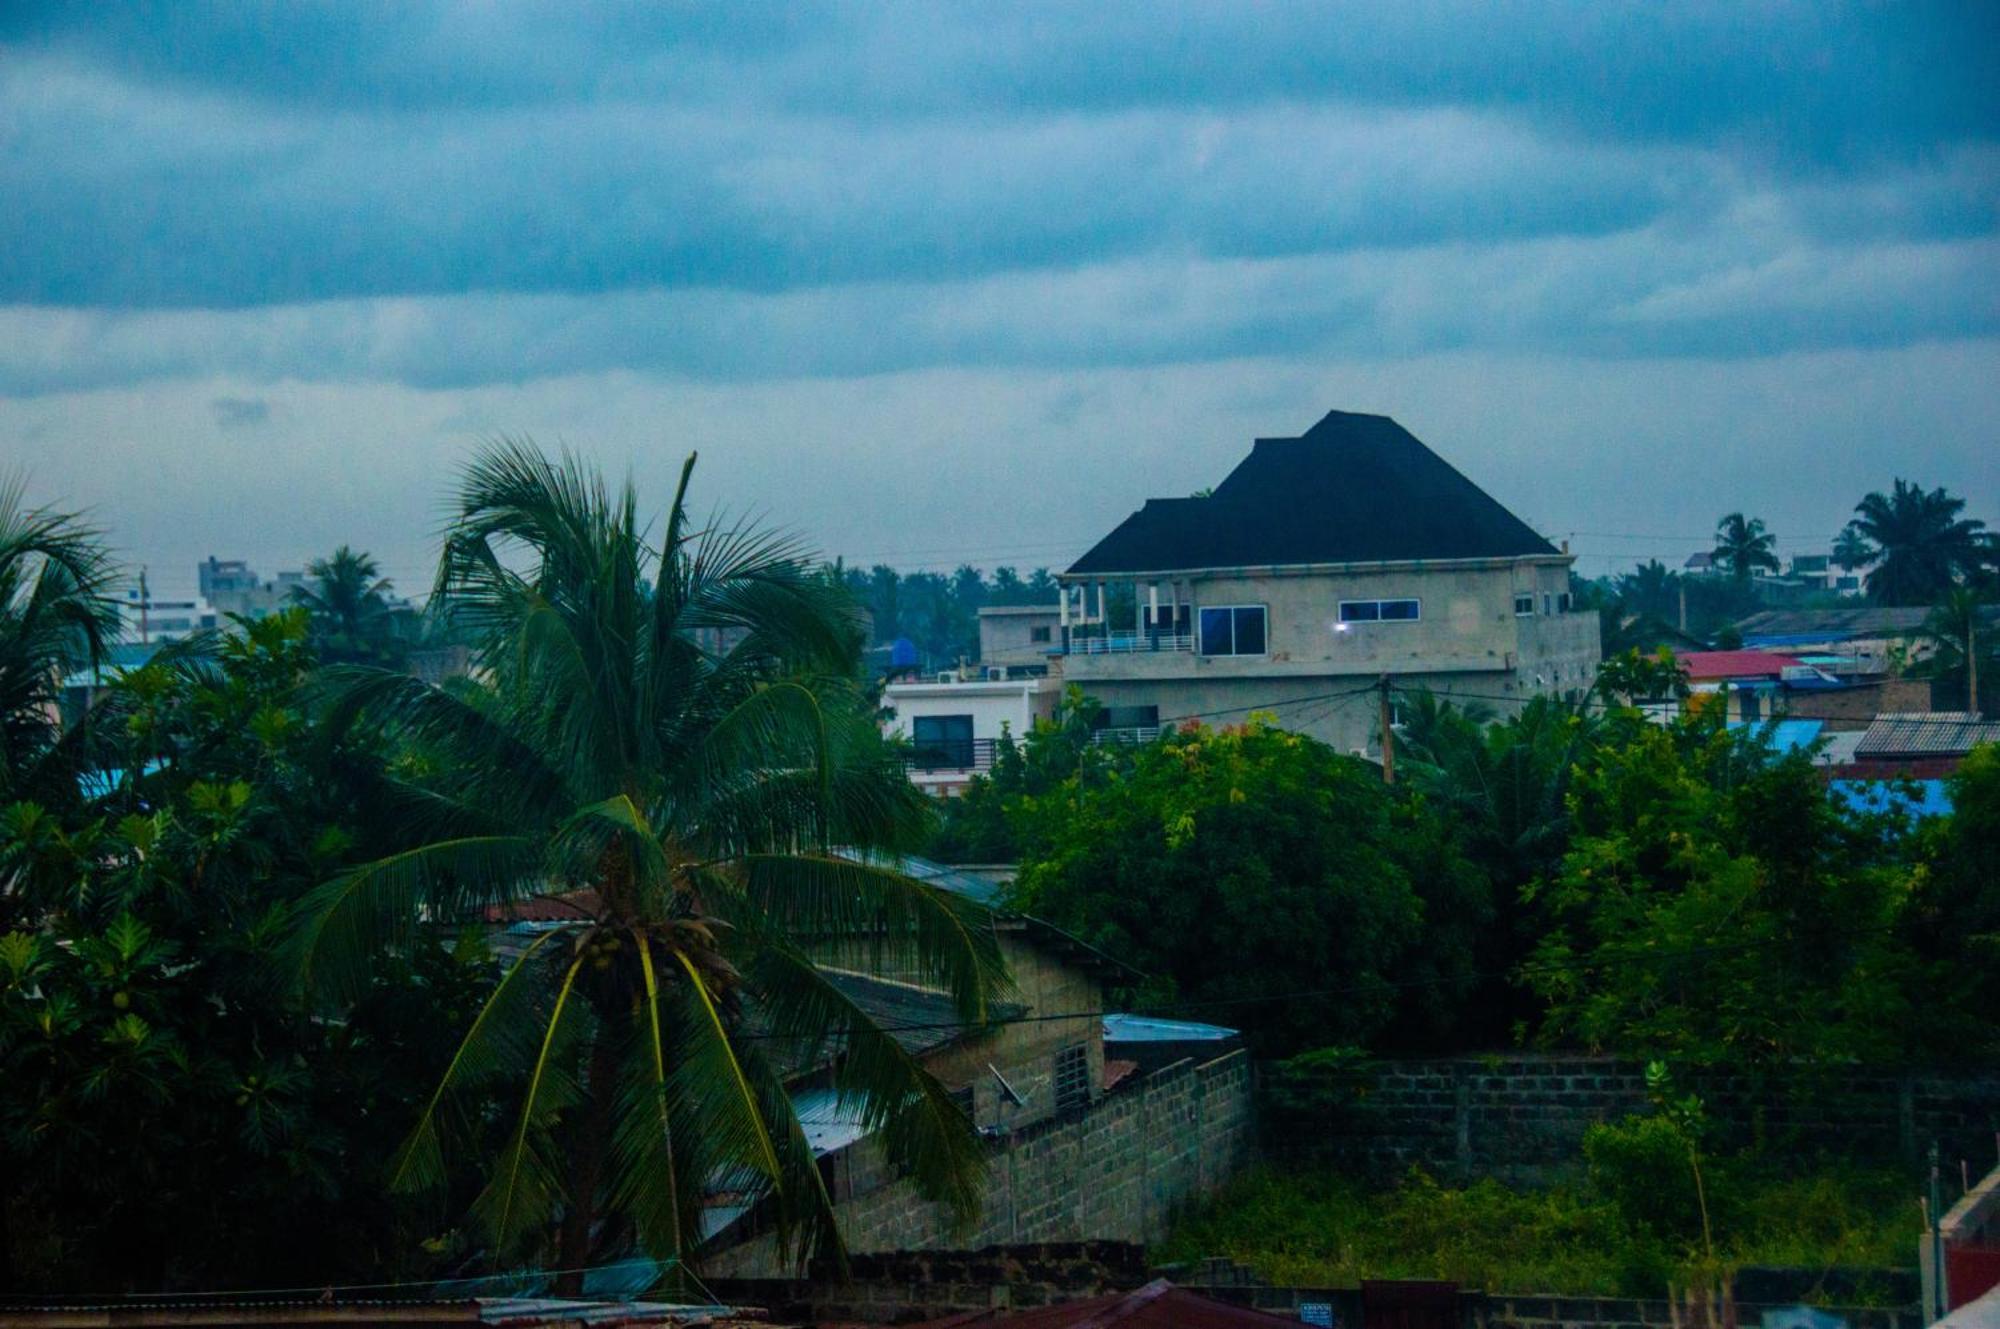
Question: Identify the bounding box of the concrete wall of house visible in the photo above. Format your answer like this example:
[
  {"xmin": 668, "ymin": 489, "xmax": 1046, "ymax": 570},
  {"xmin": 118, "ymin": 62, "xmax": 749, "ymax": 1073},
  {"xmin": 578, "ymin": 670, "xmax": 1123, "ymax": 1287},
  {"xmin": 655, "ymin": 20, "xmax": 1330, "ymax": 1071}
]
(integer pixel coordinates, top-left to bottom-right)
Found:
[
  {"xmin": 1779, "ymin": 678, "xmax": 1932, "ymax": 730},
  {"xmin": 922, "ymin": 932, "xmax": 1107, "ymax": 1135},
  {"xmin": 881, "ymin": 680, "xmax": 1048, "ymax": 743},
  {"xmin": 1060, "ymin": 559, "xmax": 1597, "ymax": 750},
  {"xmin": 706, "ymin": 1049, "xmax": 1255, "ymax": 1277},
  {"xmin": 816, "ymin": 929, "xmax": 1107, "ymax": 1135},
  {"xmin": 980, "ymin": 609, "xmax": 1063, "ymax": 670}
]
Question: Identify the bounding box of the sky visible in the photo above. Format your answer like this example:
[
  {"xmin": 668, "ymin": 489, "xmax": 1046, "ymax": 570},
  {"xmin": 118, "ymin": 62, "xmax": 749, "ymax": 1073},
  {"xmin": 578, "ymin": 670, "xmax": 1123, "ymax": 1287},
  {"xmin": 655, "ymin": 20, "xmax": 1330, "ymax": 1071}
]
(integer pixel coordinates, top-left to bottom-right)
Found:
[{"xmin": 2, "ymin": 1, "xmax": 1996, "ymax": 593}]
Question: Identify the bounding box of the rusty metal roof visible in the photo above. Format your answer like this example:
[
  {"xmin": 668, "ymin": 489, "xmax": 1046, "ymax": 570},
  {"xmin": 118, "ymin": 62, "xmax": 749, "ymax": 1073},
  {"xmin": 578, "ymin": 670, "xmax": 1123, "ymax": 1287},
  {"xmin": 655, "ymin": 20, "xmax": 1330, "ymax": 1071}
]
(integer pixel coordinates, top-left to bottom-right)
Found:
[{"xmin": 908, "ymin": 1280, "xmax": 1296, "ymax": 1327}]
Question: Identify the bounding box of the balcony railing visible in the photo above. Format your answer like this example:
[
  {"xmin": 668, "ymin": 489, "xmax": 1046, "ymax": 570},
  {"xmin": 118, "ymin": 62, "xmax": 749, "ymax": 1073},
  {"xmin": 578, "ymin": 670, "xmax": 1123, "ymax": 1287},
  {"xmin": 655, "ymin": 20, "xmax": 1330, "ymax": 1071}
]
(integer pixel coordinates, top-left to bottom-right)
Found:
[
  {"xmin": 1093, "ymin": 726, "xmax": 1163, "ymax": 747},
  {"xmin": 903, "ymin": 737, "xmax": 1000, "ymax": 774},
  {"xmin": 1064, "ymin": 630, "xmax": 1194, "ymax": 655}
]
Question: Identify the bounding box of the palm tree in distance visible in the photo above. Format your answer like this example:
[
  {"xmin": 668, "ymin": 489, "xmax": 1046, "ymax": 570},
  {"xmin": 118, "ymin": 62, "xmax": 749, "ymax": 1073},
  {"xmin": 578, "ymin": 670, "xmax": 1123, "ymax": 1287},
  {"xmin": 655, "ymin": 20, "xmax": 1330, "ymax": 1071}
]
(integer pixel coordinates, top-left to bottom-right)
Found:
[
  {"xmin": 1616, "ymin": 559, "xmax": 1681, "ymax": 623},
  {"xmin": 292, "ymin": 545, "xmax": 400, "ymax": 663},
  {"xmin": 1850, "ymin": 480, "xmax": 1990, "ymax": 606},
  {"xmin": 0, "ymin": 478, "xmax": 119, "ymax": 806},
  {"xmin": 1711, "ymin": 513, "xmax": 1780, "ymax": 583},
  {"xmin": 1832, "ymin": 525, "xmax": 1875, "ymax": 576},
  {"xmin": 293, "ymin": 441, "xmax": 1003, "ymax": 1284}
]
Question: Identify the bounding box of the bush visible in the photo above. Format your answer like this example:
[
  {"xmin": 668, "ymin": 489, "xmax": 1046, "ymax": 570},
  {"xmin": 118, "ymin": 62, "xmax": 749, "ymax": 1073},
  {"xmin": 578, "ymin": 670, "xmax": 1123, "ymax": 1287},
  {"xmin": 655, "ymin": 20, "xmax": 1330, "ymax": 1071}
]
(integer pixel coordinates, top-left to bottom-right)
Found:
[{"xmin": 1585, "ymin": 1113, "xmax": 1705, "ymax": 1243}]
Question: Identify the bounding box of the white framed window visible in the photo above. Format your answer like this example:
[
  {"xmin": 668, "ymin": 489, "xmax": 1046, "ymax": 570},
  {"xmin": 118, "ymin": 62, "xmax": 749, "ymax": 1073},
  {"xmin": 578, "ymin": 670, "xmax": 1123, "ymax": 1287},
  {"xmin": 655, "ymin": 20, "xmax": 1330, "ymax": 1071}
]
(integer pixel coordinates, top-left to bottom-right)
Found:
[
  {"xmin": 1543, "ymin": 592, "xmax": 1554, "ymax": 616},
  {"xmin": 1339, "ymin": 598, "xmax": 1420, "ymax": 624},
  {"xmin": 1514, "ymin": 593, "xmax": 1535, "ymax": 616},
  {"xmin": 1053, "ymin": 1044, "xmax": 1090, "ymax": 1114},
  {"xmin": 1199, "ymin": 604, "xmax": 1267, "ymax": 656}
]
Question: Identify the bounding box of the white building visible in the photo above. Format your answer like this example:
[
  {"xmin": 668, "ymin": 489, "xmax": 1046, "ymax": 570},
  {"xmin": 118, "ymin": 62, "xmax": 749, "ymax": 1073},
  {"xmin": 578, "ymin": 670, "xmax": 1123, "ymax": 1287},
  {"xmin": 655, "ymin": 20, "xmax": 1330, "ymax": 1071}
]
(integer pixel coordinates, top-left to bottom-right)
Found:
[{"xmin": 880, "ymin": 671, "xmax": 1057, "ymax": 796}]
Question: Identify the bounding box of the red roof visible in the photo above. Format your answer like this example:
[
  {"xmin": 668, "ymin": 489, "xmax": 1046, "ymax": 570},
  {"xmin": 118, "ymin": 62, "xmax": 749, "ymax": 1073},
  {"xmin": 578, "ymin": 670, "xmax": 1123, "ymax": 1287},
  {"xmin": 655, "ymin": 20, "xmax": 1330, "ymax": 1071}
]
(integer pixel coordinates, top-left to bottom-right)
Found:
[
  {"xmin": 483, "ymin": 890, "xmax": 601, "ymax": 923},
  {"xmin": 1678, "ymin": 650, "xmax": 1804, "ymax": 681},
  {"xmin": 909, "ymin": 1281, "xmax": 1295, "ymax": 1327}
]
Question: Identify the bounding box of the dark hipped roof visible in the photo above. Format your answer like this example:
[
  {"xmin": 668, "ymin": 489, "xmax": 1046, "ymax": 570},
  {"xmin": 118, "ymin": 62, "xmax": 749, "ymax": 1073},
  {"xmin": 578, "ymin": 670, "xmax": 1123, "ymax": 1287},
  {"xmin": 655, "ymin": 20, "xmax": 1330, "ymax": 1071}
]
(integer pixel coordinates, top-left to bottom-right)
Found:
[{"xmin": 1066, "ymin": 411, "xmax": 1558, "ymax": 576}]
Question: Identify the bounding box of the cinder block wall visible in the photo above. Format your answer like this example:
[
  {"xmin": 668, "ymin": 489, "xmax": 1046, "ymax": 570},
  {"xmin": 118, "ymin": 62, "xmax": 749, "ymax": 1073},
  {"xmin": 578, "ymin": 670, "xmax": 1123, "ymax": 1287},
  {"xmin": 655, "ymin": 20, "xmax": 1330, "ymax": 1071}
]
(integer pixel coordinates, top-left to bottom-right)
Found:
[
  {"xmin": 1267, "ymin": 1056, "xmax": 2000, "ymax": 1184},
  {"xmin": 707, "ymin": 1049, "xmax": 1254, "ymax": 1277}
]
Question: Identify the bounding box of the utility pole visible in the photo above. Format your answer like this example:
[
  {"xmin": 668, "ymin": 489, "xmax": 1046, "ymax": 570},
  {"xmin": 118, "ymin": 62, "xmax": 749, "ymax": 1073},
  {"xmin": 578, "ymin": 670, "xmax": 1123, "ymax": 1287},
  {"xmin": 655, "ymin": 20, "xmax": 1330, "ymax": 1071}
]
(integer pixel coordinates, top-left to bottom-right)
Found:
[
  {"xmin": 1970, "ymin": 612, "xmax": 1980, "ymax": 715},
  {"xmin": 1678, "ymin": 582, "xmax": 1688, "ymax": 634},
  {"xmin": 138, "ymin": 565, "xmax": 149, "ymax": 643},
  {"xmin": 1378, "ymin": 674, "xmax": 1396, "ymax": 785},
  {"xmin": 1930, "ymin": 1141, "xmax": 1947, "ymax": 1323}
]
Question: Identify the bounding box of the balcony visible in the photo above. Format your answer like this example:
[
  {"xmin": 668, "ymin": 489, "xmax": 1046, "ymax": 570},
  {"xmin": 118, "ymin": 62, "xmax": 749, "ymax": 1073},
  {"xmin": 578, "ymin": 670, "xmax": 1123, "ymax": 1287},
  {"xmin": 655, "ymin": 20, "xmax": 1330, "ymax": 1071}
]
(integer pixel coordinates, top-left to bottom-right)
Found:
[
  {"xmin": 902, "ymin": 737, "xmax": 1001, "ymax": 775},
  {"xmin": 1092, "ymin": 726, "xmax": 1162, "ymax": 747},
  {"xmin": 1063, "ymin": 628, "xmax": 1194, "ymax": 655}
]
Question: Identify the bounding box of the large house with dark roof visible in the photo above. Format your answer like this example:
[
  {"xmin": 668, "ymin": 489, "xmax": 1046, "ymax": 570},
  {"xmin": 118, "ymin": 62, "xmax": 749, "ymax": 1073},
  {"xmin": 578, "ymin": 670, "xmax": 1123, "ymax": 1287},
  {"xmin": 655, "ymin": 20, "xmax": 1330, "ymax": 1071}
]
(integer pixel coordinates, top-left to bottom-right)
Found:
[{"xmin": 1057, "ymin": 411, "xmax": 1599, "ymax": 755}]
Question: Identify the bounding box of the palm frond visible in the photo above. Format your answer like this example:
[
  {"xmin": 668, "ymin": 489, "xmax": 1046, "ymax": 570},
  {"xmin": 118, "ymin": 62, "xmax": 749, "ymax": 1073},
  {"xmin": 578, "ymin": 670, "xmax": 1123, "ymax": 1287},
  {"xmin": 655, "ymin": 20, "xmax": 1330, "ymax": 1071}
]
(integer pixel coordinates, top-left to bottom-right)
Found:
[
  {"xmin": 471, "ymin": 945, "xmax": 593, "ymax": 1259},
  {"xmin": 291, "ymin": 835, "xmax": 538, "ymax": 1003},
  {"xmin": 390, "ymin": 924, "xmax": 578, "ymax": 1194},
  {"xmin": 738, "ymin": 853, "xmax": 1008, "ymax": 1021}
]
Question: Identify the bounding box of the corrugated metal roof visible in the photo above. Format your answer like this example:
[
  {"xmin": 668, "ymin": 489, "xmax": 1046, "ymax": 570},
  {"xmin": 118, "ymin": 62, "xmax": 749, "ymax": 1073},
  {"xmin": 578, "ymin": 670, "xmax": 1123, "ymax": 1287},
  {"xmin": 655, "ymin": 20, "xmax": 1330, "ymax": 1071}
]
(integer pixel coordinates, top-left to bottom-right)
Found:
[
  {"xmin": 1855, "ymin": 712, "xmax": 2000, "ymax": 758},
  {"xmin": 908, "ymin": 1280, "xmax": 1296, "ymax": 1326},
  {"xmin": 1679, "ymin": 650, "xmax": 1804, "ymax": 681}
]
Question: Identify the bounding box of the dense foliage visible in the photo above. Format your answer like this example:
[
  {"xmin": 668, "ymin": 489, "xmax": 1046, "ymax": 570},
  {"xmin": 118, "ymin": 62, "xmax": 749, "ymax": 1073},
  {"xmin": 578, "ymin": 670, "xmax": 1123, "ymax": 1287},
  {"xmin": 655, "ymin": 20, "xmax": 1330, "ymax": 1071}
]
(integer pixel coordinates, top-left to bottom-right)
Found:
[
  {"xmin": 936, "ymin": 682, "xmax": 2000, "ymax": 1068},
  {"xmin": 1, "ymin": 613, "xmax": 489, "ymax": 1290},
  {"xmin": 1005, "ymin": 716, "xmax": 1488, "ymax": 1054},
  {"xmin": 1158, "ymin": 1158, "xmax": 1918, "ymax": 1299}
]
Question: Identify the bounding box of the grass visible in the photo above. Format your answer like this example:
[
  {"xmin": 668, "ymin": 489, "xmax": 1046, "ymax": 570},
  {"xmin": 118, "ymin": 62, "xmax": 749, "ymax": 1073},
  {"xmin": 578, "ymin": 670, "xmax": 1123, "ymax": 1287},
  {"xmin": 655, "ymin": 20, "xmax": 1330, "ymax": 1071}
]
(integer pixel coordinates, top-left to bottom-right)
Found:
[{"xmin": 1155, "ymin": 1164, "xmax": 1920, "ymax": 1301}]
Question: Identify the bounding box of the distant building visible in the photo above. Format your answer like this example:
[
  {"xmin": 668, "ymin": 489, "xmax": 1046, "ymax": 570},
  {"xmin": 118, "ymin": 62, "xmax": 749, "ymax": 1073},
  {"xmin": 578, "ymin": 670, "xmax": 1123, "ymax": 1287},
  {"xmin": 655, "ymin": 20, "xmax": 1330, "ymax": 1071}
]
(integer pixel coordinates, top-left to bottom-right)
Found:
[
  {"xmin": 977, "ymin": 604, "xmax": 1061, "ymax": 673},
  {"xmin": 1055, "ymin": 411, "xmax": 1599, "ymax": 757},
  {"xmin": 197, "ymin": 555, "xmax": 308, "ymax": 619},
  {"xmin": 1738, "ymin": 605, "xmax": 1998, "ymax": 677},
  {"xmin": 881, "ymin": 672, "xmax": 1057, "ymax": 795},
  {"xmin": 118, "ymin": 581, "xmax": 218, "ymax": 644}
]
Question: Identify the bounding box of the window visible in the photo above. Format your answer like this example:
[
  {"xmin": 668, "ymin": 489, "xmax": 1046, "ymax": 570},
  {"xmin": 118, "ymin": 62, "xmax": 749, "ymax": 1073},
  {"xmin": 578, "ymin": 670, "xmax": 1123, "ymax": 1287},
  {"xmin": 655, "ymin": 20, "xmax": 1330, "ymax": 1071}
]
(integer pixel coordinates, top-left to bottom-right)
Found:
[
  {"xmin": 1199, "ymin": 605, "xmax": 1267, "ymax": 656},
  {"xmin": 911, "ymin": 714, "xmax": 974, "ymax": 770},
  {"xmin": 1029, "ymin": 625, "xmax": 1051, "ymax": 643},
  {"xmin": 1053, "ymin": 1044, "xmax": 1090, "ymax": 1114},
  {"xmin": 1557, "ymin": 592, "xmax": 1572, "ymax": 613},
  {"xmin": 1543, "ymin": 593, "xmax": 1553, "ymax": 616},
  {"xmin": 947, "ymin": 1084, "xmax": 975, "ymax": 1123},
  {"xmin": 1340, "ymin": 598, "xmax": 1420, "ymax": 623},
  {"xmin": 1514, "ymin": 593, "xmax": 1535, "ymax": 616}
]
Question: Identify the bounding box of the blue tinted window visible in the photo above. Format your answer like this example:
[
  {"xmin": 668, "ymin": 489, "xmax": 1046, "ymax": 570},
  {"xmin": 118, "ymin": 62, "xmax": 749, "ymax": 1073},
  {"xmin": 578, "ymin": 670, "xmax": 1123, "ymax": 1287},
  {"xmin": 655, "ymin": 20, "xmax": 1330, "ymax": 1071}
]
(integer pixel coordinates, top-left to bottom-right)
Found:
[
  {"xmin": 1232, "ymin": 606, "xmax": 1265, "ymax": 654},
  {"xmin": 1199, "ymin": 607, "xmax": 1233, "ymax": 654},
  {"xmin": 1380, "ymin": 599, "xmax": 1420, "ymax": 621},
  {"xmin": 1339, "ymin": 600, "xmax": 1379, "ymax": 622}
]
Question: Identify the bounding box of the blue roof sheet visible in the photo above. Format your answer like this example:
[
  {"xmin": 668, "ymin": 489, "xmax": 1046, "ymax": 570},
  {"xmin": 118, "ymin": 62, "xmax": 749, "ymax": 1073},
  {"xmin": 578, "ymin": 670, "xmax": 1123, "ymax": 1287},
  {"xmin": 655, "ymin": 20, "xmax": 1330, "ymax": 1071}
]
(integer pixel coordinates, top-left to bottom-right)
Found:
[
  {"xmin": 1728, "ymin": 719, "xmax": 1824, "ymax": 754},
  {"xmin": 1104, "ymin": 1013, "xmax": 1239, "ymax": 1042},
  {"xmin": 1831, "ymin": 780, "xmax": 1953, "ymax": 821}
]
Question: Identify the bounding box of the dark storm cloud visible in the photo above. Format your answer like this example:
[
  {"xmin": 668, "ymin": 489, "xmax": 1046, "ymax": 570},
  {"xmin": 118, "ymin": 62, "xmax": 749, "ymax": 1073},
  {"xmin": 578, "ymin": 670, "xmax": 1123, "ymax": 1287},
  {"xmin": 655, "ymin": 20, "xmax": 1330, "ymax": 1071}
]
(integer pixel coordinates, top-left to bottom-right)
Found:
[{"xmin": 0, "ymin": 1, "xmax": 1994, "ymax": 393}]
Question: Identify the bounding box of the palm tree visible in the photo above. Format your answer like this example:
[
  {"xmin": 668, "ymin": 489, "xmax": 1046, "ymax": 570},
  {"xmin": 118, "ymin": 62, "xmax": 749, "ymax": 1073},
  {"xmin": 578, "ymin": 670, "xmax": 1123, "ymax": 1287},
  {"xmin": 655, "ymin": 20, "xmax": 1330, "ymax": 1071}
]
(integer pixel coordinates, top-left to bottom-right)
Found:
[
  {"xmin": 1850, "ymin": 480, "xmax": 1990, "ymax": 605},
  {"xmin": 1710, "ymin": 513, "xmax": 1779, "ymax": 583},
  {"xmin": 1832, "ymin": 525, "xmax": 1874, "ymax": 575},
  {"xmin": 291, "ymin": 545, "xmax": 400, "ymax": 663},
  {"xmin": 0, "ymin": 479, "xmax": 119, "ymax": 806},
  {"xmin": 1918, "ymin": 587, "xmax": 1994, "ymax": 712},
  {"xmin": 293, "ymin": 441, "xmax": 1004, "ymax": 1284},
  {"xmin": 1616, "ymin": 559, "xmax": 1681, "ymax": 623}
]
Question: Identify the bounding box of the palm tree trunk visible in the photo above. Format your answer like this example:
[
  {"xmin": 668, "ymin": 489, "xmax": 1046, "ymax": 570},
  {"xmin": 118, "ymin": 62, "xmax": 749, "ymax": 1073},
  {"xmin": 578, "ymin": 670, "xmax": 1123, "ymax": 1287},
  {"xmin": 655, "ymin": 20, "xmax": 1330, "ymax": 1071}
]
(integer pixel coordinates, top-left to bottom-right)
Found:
[{"xmin": 555, "ymin": 1031, "xmax": 621, "ymax": 1294}]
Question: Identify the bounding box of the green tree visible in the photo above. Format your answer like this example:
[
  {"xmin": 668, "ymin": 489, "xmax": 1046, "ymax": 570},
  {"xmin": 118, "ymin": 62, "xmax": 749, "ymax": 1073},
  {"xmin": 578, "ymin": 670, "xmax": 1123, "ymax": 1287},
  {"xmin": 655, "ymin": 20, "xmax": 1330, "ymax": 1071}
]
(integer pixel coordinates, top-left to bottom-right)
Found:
[
  {"xmin": 1009, "ymin": 718, "xmax": 1488, "ymax": 1054},
  {"xmin": 1850, "ymin": 480, "xmax": 1990, "ymax": 605},
  {"xmin": 292, "ymin": 545, "xmax": 409, "ymax": 666},
  {"xmin": 294, "ymin": 442, "xmax": 1005, "ymax": 1282},
  {"xmin": 1710, "ymin": 513, "xmax": 1779, "ymax": 584},
  {"xmin": 1902, "ymin": 743, "xmax": 2000, "ymax": 1061},
  {"xmin": 1832, "ymin": 524, "xmax": 1874, "ymax": 575},
  {"xmin": 1916, "ymin": 587, "xmax": 1995, "ymax": 712},
  {"xmin": 0, "ymin": 481, "xmax": 119, "ymax": 806},
  {"xmin": 1524, "ymin": 719, "xmax": 1911, "ymax": 1070},
  {"xmin": 1, "ymin": 611, "xmax": 488, "ymax": 1291},
  {"xmin": 1617, "ymin": 560, "xmax": 1682, "ymax": 624}
]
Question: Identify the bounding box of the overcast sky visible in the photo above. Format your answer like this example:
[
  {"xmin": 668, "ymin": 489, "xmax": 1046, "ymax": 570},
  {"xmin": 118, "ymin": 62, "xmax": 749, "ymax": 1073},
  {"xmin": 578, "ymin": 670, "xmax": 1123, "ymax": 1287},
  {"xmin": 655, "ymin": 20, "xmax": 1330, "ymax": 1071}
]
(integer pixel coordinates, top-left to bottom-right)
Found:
[{"xmin": 2, "ymin": 2, "xmax": 1995, "ymax": 592}]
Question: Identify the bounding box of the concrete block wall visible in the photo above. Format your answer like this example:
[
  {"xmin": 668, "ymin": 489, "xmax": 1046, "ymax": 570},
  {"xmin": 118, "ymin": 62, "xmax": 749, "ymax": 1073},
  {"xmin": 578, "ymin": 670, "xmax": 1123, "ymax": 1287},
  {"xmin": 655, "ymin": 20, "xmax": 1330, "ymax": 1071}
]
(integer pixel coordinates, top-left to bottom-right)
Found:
[
  {"xmin": 1269, "ymin": 1056, "xmax": 2000, "ymax": 1184},
  {"xmin": 707, "ymin": 1049, "xmax": 1254, "ymax": 1277}
]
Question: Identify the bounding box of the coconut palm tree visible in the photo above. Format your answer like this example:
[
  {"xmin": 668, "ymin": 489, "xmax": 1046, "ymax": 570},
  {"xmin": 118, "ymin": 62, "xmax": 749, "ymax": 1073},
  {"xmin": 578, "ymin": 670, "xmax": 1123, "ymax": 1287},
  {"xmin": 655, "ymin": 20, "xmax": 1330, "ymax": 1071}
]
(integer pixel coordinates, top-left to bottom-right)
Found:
[
  {"xmin": 0, "ymin": 479, "xmax": 119, "ymax": 806},
  {"xmin": 291, "ymin": 545, "xmax": 402, "ymax": 664},
  {"xmin": 1710, "ymin": 513, "xmax": 1779, "ymax": 583},
  {"xmin": 1850, "ymin": 480, "xmax": 1990, "ymax": 605},
  {"xmin": 292, "ymin": 441, "xmax": 1004, "ymax": 1285},
  {"xmin": 1832, "ymin": 525, "xmax": 1874, "ymax": 575},
  {"xmin": 1918, "ymin": 587, "xmax": 1995, "ymax": 712}
]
